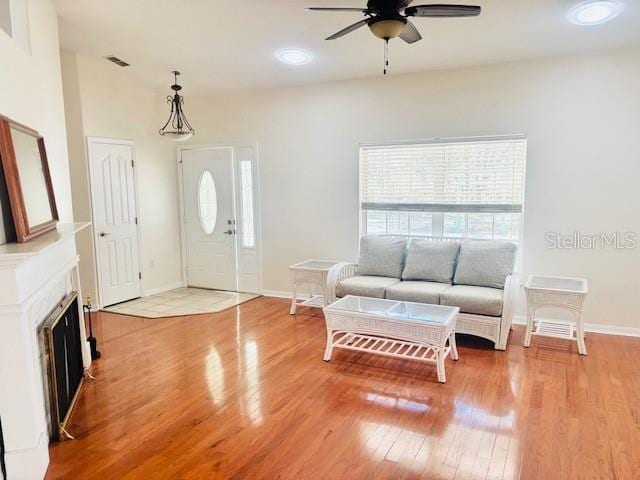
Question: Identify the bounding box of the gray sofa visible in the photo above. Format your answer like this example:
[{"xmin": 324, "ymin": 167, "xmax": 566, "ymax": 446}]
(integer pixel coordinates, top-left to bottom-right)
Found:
[{"xmin": 330, "ymin": 236, "xmax": 519, "ymax": 350}]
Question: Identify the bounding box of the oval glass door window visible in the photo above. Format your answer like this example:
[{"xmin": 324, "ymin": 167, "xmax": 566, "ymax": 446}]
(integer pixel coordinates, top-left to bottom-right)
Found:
[{"xmin": 198, "ymin": 170, "xmax": 217, "ymax": 235}]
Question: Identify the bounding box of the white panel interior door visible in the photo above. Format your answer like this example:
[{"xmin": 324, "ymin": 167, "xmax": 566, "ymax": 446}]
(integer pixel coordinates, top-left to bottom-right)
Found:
[
  {"xmin": 89, "ymin": 140, "xmax": 141, "ymax": 307},
  {"xmin": 182, "ymin": 147, "xmax": 237, "ymax": 290}
]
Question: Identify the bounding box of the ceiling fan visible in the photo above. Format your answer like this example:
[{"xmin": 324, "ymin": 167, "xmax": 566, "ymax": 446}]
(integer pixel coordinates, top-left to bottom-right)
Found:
[{"xmin": 307, "ymin": 1, "xmax": 481, "ymax": 73}]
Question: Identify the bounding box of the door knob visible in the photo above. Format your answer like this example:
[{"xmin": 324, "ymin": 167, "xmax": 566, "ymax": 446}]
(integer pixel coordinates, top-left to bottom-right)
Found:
[
  {"xmin": 99, "ymin": 231, "xmax": 110, "ymax": 237},
  {"xmin": 223, "ymin": 229, "xmax": 234, "ymax": 235}
]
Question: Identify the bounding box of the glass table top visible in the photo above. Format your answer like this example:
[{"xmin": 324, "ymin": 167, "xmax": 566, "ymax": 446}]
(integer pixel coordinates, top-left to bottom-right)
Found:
[
  {"xmin": 291, "ymin": 260, "xmax": 341, "ymax": 270},
  {"xmin": 327, "ymin": 296, "xmax": 457, "ymax": 325},
  {"xmin": 525, "ymin": 275, "xmax": 587, "ymax": 293}
]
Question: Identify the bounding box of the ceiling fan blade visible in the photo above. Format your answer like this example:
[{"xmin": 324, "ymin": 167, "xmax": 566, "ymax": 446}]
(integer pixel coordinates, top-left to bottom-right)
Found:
[
  {"xmin": 307, "ymin": 7, "xmax": 368, "ymax": 12},
  {"xmin": 405, "ymin": 4, "xmax": 481, "ymax": 17},
  {"xmin": 326, "ymin": 19, "xmax": 369, "ymax": 40},
  {"xmin": 399, "ymin": 20, "xmax": 422, "ymax": 44}
]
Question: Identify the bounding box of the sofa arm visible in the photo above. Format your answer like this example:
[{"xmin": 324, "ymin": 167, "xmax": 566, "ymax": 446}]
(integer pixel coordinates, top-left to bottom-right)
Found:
[
  {"xmin": 496, "ymin": 273, "xmax": 520, "ymax": 350},
  {"xmin": 326, "ymin": 262, "xmax": 358, "ymax": 303},
  {"xmin": 337, "ymin": 263, "xmax": 358, "ymax": 282}
]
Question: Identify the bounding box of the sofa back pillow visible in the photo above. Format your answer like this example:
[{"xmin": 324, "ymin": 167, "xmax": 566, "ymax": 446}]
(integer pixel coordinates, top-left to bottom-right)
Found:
[
  {"xmin": 453, "ymin": 240, "xmax": 516, "ymax": 289},
  {"xmin": 357, "ymin": 236, "xmax": 407, "ymax": 278},
  {"xmin": 402, "ymin": 239, "xmax": 460, "ymax": 284}
]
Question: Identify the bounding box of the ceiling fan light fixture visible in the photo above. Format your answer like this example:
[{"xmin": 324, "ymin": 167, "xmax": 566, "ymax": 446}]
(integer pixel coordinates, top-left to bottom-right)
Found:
[{"xmin": 368, "ymin": 18, "xmax": 407, "ymax": 40}]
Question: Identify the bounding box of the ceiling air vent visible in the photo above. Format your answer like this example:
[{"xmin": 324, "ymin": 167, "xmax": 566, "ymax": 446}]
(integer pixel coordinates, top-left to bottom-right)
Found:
[{"xmin": 105, "ymin": 55, "xmax": 130, "ymax": 67}]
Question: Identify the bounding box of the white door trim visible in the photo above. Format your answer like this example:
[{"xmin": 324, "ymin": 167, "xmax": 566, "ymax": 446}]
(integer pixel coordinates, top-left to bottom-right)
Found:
[
  {"xmin": 177, "ymin": 143, "xmax": 263, "ymax": 294},
  {"xmin": 87, "ymin": 136, "xmax": 143, "ymax": 309}
]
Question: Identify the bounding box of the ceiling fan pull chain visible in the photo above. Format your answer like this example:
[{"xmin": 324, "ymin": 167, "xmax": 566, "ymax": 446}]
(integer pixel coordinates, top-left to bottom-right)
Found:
[{"xmin": 384, "ymin": 38, "xmax": 389, "ymax": 75}]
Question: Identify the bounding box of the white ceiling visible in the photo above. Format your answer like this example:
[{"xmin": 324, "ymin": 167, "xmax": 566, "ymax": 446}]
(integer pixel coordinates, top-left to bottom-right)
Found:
[{"xmin": 53, "ymin": 0, "xmax": 640, "ymax": 94}]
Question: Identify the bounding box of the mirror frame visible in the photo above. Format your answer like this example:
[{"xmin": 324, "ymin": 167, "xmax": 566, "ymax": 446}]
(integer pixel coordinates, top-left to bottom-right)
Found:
[{"xmin": 0, "ymin": 115, "xmax": 59, "ymax": 243}]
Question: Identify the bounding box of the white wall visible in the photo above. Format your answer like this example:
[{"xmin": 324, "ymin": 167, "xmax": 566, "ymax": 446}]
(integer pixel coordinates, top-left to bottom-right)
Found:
[
  {"xmin": 0, "ymin": 0, "xmax": 72, "ymax": 243},
  {"xmin": 185, "ymin": 46, "xmax": 640, "ymax": 331},
  {"xmin": 60, "ymin": 51, "xmax": 182, "ymax": 304}
]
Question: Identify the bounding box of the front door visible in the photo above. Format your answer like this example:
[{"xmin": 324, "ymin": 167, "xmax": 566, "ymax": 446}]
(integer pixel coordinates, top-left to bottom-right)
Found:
[
  {"xmin": 89, "ymin": 139, "xmax": 141, "ymax": 307},
  {"xmin": 182, "ymin": 147, "xmax": 237, "ymax": 290}
]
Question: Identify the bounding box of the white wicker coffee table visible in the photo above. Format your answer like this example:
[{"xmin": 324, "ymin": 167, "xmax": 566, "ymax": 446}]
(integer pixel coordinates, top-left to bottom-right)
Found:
[
  {"xmin": 289, "ymin": 260, "xmax": 346, "ymax": 315},
  {"xmin": 323, "ymin": 296, "xmax": 459, "ymax": 383}
]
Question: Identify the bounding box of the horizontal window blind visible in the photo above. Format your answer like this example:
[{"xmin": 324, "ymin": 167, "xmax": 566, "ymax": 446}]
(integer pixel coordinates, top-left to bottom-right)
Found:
[{"xmin": 360, "ymin": 138, "xmax": 527, "ymax": 240}]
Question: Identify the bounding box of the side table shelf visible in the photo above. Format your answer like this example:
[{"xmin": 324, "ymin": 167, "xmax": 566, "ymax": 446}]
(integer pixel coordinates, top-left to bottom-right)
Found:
[{"xmin": 300, "ymin": 295, "xmax": 327, "ymax": 308}]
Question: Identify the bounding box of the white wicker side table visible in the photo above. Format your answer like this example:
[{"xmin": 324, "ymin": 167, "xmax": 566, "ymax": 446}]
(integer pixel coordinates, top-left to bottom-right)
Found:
[
  {"xmin": 289, "ymin": 260, "xmax": 346, "ymax": 315},
  {"xmin": 523, "ymin": 275, "xmax": 589, "ymax": 355}
]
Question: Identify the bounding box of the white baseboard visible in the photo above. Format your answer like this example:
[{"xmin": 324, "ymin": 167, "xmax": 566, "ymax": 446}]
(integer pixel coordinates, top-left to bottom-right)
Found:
[
  {"xmin": 143, "ymin": 281, "xmax": 184, "ymax": 297},
  {"xmin": 262, "ymin": 289, "xmax": 298, "ymax": 300},
  {"xmin": 262, "ymin": 289, "xmax": 319, "ymax": 301},
  {"xmin": 513, "ymin": 315, "xmax": 640, "ymax": 338}
]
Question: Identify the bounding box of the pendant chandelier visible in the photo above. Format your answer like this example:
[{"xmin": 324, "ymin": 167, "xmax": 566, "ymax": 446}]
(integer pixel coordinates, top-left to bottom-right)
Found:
[{"xmin": 159, "ymin": 70, "xmax": 194, "ymax": 141}]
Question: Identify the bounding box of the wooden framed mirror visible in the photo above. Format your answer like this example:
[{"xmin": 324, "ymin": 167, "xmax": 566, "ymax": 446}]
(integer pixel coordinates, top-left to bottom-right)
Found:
[{"xmin": 0, "ymin": 116, "xmax": 59, "ymax": 243}]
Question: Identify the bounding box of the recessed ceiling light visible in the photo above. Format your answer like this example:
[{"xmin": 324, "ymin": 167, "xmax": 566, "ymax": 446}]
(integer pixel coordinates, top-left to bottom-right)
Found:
[
  {"xmin": 275, "ymin": 48, "xmax": 313, "ymax": 66},
  {"xmin": 568, "ymin": 1, "xmax": 623, "ymax": 25}
]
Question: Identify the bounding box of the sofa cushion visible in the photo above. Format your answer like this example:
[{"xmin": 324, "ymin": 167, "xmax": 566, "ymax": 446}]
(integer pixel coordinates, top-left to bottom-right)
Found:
[
  {"xmin": 336, "ymin": 276, "xmax": 401, "ymax": 299},
  {"xmin": 357, "ymin": 236, "xmax": 407, "ymax": 278},
  {"xmin": 440, "ymin": 285, "xmax": 504, "ymax": 317},
  {"xmin": 385, "ymin": 281, "xmax": 450, "ymax": 304},
  {"xmin": 402, "ymin": 239, "xmax": 460, "ymax": 284},
  {"xmin": 453, "ymin": 240, "xmax": 516, "ymax": 289}
]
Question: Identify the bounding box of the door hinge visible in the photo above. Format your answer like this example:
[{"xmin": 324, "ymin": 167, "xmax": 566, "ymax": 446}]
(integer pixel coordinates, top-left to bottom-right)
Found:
[
  {"xmin": 135, "ymin": 217, "xmax": 138, "ymax": 225},
  {"xmin": 131, "ymin": 159, "xmax": 135, "ymax": 168},
  {"xmin": 138, "ymin": 272, "xmax": 142, "ymax": 280}
]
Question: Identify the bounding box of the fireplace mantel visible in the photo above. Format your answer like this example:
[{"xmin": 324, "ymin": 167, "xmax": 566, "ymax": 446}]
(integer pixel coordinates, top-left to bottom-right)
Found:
[
  {"xmin": 0, "ymin": 223, "xmax": 89, "ymax": 262},
  {"xmin": 0, "ymin": 222, "xmax": 91, "ymax": 480}
]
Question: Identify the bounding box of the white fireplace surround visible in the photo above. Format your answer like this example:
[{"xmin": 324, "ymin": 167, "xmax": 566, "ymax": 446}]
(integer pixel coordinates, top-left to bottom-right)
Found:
[{"xmin": 0, "ymin": 223, "xmax": 91, "ymax": 480}]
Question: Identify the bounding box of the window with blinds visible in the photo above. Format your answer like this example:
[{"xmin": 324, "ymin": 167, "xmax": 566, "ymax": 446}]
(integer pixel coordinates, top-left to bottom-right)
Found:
[{"xmin": 359, "ymin": 137, "xmax": 527, "ymax": 240}]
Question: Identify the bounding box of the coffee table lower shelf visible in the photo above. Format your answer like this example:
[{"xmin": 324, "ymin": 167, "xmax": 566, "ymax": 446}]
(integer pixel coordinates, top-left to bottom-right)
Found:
[{"xmin": 324, "ymin": 331, "xmax": 458, "ymax": 383}]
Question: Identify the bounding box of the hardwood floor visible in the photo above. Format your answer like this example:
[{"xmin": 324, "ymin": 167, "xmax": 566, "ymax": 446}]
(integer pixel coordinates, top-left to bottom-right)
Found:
[{"xmin": 45, "ymin": 297, "xmax": 640, "ymax": 479}]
